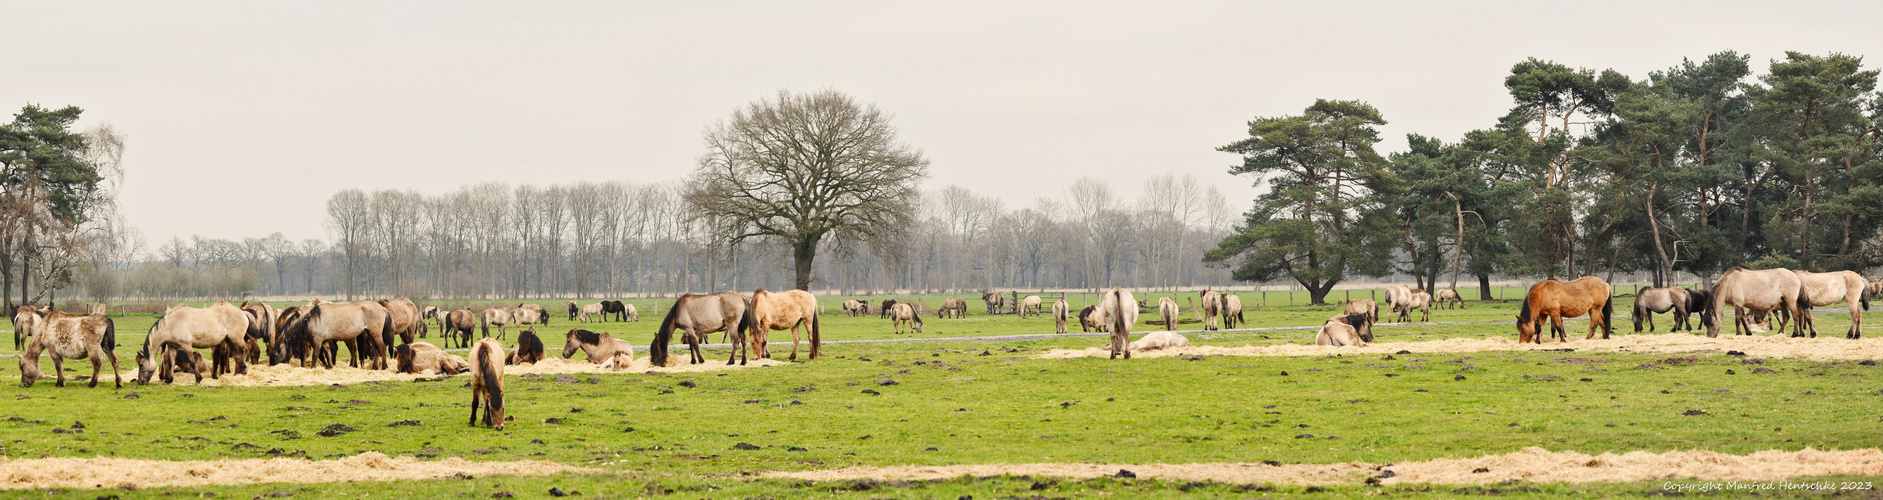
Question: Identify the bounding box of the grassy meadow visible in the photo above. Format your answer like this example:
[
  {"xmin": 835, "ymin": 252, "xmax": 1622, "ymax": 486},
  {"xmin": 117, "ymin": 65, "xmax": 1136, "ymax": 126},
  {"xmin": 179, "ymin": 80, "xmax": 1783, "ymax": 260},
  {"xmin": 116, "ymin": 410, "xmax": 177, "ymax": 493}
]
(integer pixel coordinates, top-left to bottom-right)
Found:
[{"xmin": 5, "ymin": 290, "xmax": 1882, "ymax": 498}]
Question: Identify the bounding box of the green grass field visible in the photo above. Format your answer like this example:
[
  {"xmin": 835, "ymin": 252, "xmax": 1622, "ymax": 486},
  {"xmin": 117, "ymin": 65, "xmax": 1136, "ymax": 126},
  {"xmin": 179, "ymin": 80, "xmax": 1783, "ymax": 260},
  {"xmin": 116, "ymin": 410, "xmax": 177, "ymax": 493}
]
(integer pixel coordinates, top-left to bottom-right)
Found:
[{"xmin": 5, "ymin": 291, "xmax": 1882, "ymax": 498}]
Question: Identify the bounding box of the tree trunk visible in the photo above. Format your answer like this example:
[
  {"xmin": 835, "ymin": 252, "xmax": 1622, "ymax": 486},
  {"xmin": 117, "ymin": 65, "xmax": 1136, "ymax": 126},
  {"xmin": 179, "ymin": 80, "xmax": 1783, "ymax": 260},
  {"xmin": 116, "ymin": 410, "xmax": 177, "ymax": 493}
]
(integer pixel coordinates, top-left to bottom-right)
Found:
[
  {"xmin": 1478, "ymin": 273, "xmax": 1493, "ymax": 301},
  {"xmin": 791, "ymin": 233, "xmax": 821, "ymax": 291},
  {"xmin": 1307, "ymin": 279, "xmax": 1338, "ymax": 306},
  {"xmin": 1646, "ymin": 186, "xmax": 1671, "ymax": 288},
  {"xmin": 1449, "ymin": 197, "xmax": 1464, "ymax": 290}
]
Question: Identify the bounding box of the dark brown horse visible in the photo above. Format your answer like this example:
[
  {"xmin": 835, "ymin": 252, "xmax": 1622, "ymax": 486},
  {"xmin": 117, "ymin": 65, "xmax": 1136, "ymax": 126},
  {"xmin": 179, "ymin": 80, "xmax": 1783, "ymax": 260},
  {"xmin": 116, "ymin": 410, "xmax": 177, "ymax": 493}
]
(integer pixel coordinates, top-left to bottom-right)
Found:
[
  {"xmin": 601, "ymin": 300, "xmax": 630, "ymax": 322},
  {"xmin": 650, "ymin": 291, "xmax": 755, "ymax": 366},
  {"xmin": 507, "ymin": 327, "xmax": 546, "ymax": 365},
  {"xmin": 879, "ymin": 299, "xmax": 898, "ymax": 319},
  {"xmin": 1514, "ymin": 277, "xmax": 1614, "ymax": 344}
]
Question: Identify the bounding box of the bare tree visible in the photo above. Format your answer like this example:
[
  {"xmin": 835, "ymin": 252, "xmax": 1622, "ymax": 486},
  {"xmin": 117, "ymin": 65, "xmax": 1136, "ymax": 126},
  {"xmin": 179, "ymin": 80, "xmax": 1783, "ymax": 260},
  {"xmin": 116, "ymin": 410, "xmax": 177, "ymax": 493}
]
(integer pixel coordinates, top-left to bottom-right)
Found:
[{"xmin": 688, "ymin": 89, "xmax": 929, "ymax": 291}]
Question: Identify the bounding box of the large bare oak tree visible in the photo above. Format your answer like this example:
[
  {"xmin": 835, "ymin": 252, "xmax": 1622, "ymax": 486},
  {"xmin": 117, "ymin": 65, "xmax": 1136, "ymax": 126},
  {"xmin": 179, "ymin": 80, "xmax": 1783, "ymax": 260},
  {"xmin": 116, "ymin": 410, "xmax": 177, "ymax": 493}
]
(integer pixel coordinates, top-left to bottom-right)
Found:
[{"xmin": 688, "ymin": 89, "xmax": 928, "ymax": 291}]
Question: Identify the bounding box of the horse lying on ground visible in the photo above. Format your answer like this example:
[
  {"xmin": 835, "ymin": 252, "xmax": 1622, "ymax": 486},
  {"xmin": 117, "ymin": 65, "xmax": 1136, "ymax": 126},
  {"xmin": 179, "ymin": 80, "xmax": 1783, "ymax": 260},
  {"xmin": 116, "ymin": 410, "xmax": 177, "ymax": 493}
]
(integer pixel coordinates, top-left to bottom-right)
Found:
[
  {"xmin": 1633, "ymin": 287, "xmax": 1691, "ymax": 332},
  {"xmin": 395, "ymin": 342, "xmax": 469, "ymax": 375},
  {"xmin": 563, "ymin": 329, "xmax": 634, "ymax": 364},
  {"xmin": 508, "ymin": 328, "xmax": 546, "ymax": 365},
  {"xmin": 1316, "ymin": 313, "xmax": 1372, "ymax": 347},
  {"xmin": 468, "ymin": 339, "xmax": 505, "ymax": 430},
  {"xmin": 751, "ymin": 289, "xmax": 821, "ymax": 361},
  {"xmin": 1129, "ymin": 330, "xmax": 1190, "ymax": 352},
  {"xmin": 18, "ymin": 311, "xmax": 119, "ymax": 388},
  {"xmin": 1515, "ymin": 277, "xmax": 1613, "ymax": 343}
]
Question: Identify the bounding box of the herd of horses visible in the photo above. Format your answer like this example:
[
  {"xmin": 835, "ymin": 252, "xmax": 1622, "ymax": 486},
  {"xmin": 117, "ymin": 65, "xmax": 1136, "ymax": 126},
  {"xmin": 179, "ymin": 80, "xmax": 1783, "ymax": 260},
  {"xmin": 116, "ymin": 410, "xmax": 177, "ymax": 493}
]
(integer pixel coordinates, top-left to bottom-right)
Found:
[{"xmin": 1508, "ymin": 267, "xmax": 1873, "ymax": 344}]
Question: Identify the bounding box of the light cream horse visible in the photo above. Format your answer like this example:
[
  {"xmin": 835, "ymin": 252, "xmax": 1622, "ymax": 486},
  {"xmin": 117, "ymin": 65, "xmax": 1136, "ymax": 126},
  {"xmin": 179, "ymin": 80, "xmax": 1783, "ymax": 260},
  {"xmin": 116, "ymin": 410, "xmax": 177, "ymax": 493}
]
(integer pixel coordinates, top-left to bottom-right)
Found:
[
  {"xmin": 1053, "ymin": 299, "xmax": 1070, "ymax": 333},
  {"xmin": 577, "ymin": 302, "xmax": 606, "ymax": 323},
  {"xmin": 1435, "ymin": 289, "xmax": 1465, "ymax": 309},
  {"xmin": 1706, "ymin": 267, "xmax": 1810, "ymax": 338},
  {"xmin": 1018, "ymin": 295, "xmax": 1043, "ymax": 318},
  {"xmin": 1632, "ymin": 287, "xmax": 1691, "ymax": 332},
  {"xmin": 481, "ymin": 307, "xmax": 514, "ymax": 340},
  {"xmin": 13, "ymin": 305, "xmax": 42, "ymax": 350},
  {"xmin": 1100, "ymin": 288, "xmax": 1138, "ymax": 359},
  {"xmin": 1345, "ymin": 299, "xmax": 1378, "ymax": 323},
  {"xmin": 1197, "ymin": 290, "xmax": 1224, "ymax": 331},
  {"xmin": 380, "ymin": 298, "xmax": 423, "ymax": 355},
  {"xmin": 1157, "ymin": 296, "xmax": 1180, "ymax": 331},
  {"xmin": 138, "ymin": 303, "xmax": 255, "ymax": 384},
  {"xmin": 1316, "ymin": 313, "xmax": 1372, "ymax": 347},
  {"xmin": 239, "ymin": 301, "xmax": 278, "ymax": 364},
  {"xmin": 395, "ymin": 342, "xmax": 468, "ymax": 375},
  {"xmin": 1396, "ymin": 289, "xmax": 1433, "ymax": 322},
  {"xmin": 751, "ymin": 289, "xmax": 822, "ymax": 361},
  {"xmin": 18, "ymin": 311, "xmax": 119, "ymax": 388},
  {"xmin": 1129, "ymin": 330, "xmax": 1190, "ymax": 351},
  {"xmin": 1222, "ymin": 294, "xmax": 1244, "ymax": 329},
  {"xmin": 1794, "ymin": 270, "xmax": 1867, "ymax": 338},
  {"xmin": 890, "ymin": 302, "xmax": 924, "ymax": 334}
]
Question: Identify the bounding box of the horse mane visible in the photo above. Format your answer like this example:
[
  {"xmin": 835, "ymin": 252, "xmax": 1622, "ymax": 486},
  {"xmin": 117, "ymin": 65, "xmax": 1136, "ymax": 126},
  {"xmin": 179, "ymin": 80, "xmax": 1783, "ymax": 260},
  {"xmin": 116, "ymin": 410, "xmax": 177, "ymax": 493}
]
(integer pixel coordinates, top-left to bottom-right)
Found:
[
  {"xmin": 1516, "ymin": 296, "xmax": 1533, "ymax": 324},
  {"xmin": 650, "ymin": 295, "xmax": 688, "ymax": 365},
  {"xmin": 1343, "ymin": 313, "xmax": 1370, "ymax": 328},
  {"xmin": 574, "ymin": 329, "xmax": 601, "ymax": 345}
]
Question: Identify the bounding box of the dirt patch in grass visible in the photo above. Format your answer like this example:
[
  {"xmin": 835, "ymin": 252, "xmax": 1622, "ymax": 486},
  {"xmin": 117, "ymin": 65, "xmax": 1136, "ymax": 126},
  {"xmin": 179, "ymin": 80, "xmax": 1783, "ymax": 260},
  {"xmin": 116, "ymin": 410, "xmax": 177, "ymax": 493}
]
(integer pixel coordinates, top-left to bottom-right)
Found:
[
  {"xmin": 1039, "ymin": 333, "xmax": 1883, "ymax": 361},
  {"xmin": 0, "ymin": 451, "xmax": 582, "ymax": 490},
  {"xmin": 764, "ymin": 447, "xmax": 1883, "ymax": 485},
  {"xmin": 115, "ymin": 355, "xmax": 790, "ymax": 387}
]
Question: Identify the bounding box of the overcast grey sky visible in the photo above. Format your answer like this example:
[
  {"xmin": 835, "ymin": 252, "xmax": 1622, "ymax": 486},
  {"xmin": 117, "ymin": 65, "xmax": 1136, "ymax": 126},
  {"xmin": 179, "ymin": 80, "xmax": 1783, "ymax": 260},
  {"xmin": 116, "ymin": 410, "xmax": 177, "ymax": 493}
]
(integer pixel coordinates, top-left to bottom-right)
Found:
[{"xmin": 4, "ymin": 1, "xmax": 1880, "ymax": 247}]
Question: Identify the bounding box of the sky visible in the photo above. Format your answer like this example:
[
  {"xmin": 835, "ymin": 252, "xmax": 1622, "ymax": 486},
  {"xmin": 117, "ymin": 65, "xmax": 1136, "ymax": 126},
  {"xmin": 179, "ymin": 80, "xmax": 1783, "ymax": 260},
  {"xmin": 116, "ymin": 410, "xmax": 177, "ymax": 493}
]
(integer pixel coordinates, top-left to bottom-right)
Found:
[{"xmin": 4, "ymin": 1, "xmax": 1881, "ymax": 248}]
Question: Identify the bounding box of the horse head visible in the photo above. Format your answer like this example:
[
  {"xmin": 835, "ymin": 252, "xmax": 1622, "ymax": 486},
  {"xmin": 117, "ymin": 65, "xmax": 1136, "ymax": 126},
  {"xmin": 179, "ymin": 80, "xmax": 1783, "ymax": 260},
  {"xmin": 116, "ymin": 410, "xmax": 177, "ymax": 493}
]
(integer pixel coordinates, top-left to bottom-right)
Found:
[{"xmin": 565, "ymin": 329, "xmax": 599, "ymax": 358}]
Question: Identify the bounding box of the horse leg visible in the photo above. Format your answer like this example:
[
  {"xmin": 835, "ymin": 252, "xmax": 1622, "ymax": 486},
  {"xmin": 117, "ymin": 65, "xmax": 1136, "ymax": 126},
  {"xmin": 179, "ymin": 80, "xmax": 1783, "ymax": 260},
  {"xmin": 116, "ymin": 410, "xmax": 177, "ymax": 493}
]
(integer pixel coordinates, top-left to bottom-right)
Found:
[
  {"xmin": 87, "ymin": 352, "xmax": 103, "ymax": 389},
  {"xmin": 789, "ymin": 324, "xmax": 801, "ymax": 362},
  {"xmin": 1851, "ymin": 304, "xmax": 1863, "ymax": 339},
  {"xmin": 469, "ymin": 389, "xmax": 481, "ymax": 427},
  {"xmin": 51, "ymin": 355, "xmax": 67, "ymax": 388},
  {"xmin": 105, "ymin": 349, "xmax": 122, "ymax": 389},
  {"xmin": 233, "ymin": 338, "xmax": 250, "ymax": 375}
]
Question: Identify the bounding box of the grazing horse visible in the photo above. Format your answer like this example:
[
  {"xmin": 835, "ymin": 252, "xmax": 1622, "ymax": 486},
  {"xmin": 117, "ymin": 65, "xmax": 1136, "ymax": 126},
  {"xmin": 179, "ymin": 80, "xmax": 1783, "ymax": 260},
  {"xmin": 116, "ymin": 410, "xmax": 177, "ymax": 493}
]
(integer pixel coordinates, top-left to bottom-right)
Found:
[
  {"xmin": 563, "ymin": 329, "xmax": 635, "ymax": 364},
  {"xmin": 890, "ymin": 302, "xmax": 924, "ymax": 334},
  {"xmin": 18, "ymin": 311, "xmax": 119, "ymax": 388},
  {"xmin": 239, "ymin": 301, "xmax": 279, "ymax": 364},
  {"xmin": 650, "ymin": 291, "xmax": 754, "ymax": 366},
  {"xmin": 300, "ymin": 301, "xmax": 393, "ymax": 370},
  {"xmin": 1157, "ymin": 296, "xmax": 1180, "ymax": 331},
  {"xmin": 513, "ymin": 304, "xmax": 550, "ymax": 327},
  {"xmin": 1397, "ymin": 290, "xmax": 1433, "ymax": 322},
  {"xmin": 1316, "ymin": 313, "xmax": 1372, "ymax": 347},
  {"xmin": 602, "ymin": 300, "xmax": 630, "ymax": 321},
  {"xmin": 1793, "ymin": 270, "xmax": 1868, "ymax": 339},
  {"xmin": 1078, "ymin": 305, "xmax": 1100, "ymax": 332},
  {"xmin": 842, "ymin": 299, "xmax": 867, "ymax": 317},
  {"xmin": 577, "ymin": 303, "xmax": 605, "ymax": 322},
  {"xmin": 938, "ymin": 298, "xmax": 968, "ymax": 319},
  {"xmin": 1222, "ymin": 294, "xmax": 1245, "ymax": 329},
  {"xmin": 1869, "ymin": 281, "xmax": 1883, "ymax": 299},
  {"xmin": 1197, "ymin": 290, "xmax": 1223, "ymax": 331},
  {"xmin": 566, "ymin": 301, "xmax": 579, "ymax": 321},
  {"xmin": 1707, "ymin": 267, "xmax": 1812, "ymax": 338},
  {"xmin": 1345, "ymin": 299, "xmax": 1379, "ymax": 324},
  {"xmin": 379, "ymin": 298, "xmax": 423, "ymax": 356},
  {"xmin": 751, "ymin": 289, "xmax": 822, "ymax": 361},
  {"xmin": 1099, "ymin": 288, "xmax": 1138, "ymax": 359},
  {"xmin": 1053, "ymin": 299, "xmax": 1070, "ymax": 333},
  {"xmin": 981, "ymin": 291, "xmax": 1004, "ymax": 315},
  {"xmin": 421, "ymin": 306, "xmax": 442, "ymax": 337},
  {"xmin": 139, "ymin": 303, "xmax": 255, "ymax": 384},
  {"xmin": 1632, "ymin": 287, "xmax": 1691, "ymax": 332},
  {"xmin": 395, "ymin": 342, "xmax": 469, "ymax": 375},
  {"xmin": 879, "ymin": 299, "xmax": 899, "ymax": 319},
  {"xmin": 89, "ymin": 303, "xmax": 107, "ymax": 315},
  {"xmin": 1683, "ymin": 289, "xmax": 1714, "ymax": 333},
  {"xmin": 13, "ymin": 305, "xmax": 42, "ymax": 350},
  {"xmin": 468, "ymin": 338, "xmax": 506, "ymax": 430},
  {"xmin": 481, "ymin": 307, "xmax": 513, "ymax": 340},
  {"xmin": 1130, "ymin": 330, "xmax": 1190, "ymax": 351},
  {"xmin": 508, "ymin": 327, "xmax": 547, "ymax": 365},
  {"xmin": 1018, "ymin": 295, "xmax": 1043, "ymax": 318},
  {"xmin": 444, "ymin": 308, "xmax": 478, "ymax": 348},
  {"xmin": 1383, "ymin": 285, "xmax": 1414, "ymax": 320},
  {"xmin": 269, "ymin": 305, "xmax": 311, "ymax": 365},
  {"xmin": 1514, "ymin": 277, "xmax": 1614, "ymax": 344},
  {"xmin": 1436, "ymin": 289, "xmax": 1465, "ymax": 309}
]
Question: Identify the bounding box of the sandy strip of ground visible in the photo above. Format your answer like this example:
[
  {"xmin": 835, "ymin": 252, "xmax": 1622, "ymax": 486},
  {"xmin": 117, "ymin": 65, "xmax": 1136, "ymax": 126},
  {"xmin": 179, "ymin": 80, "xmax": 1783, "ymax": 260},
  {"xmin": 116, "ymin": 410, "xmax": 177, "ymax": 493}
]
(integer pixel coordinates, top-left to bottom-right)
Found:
[
  {"xmin": 1040, "ymin": 332, "xmax": 1883, "ymax": 361},
  {"xmin": 0, "ymin": 451, "xmax": 583, "ymax": 490},
  {"xmin": 765, "ymin": 447, "xmax": 1883, "ymax": 485},
  {"xmin": 105, "ymin": 355, "xmax": 790, "ymax": 387}
]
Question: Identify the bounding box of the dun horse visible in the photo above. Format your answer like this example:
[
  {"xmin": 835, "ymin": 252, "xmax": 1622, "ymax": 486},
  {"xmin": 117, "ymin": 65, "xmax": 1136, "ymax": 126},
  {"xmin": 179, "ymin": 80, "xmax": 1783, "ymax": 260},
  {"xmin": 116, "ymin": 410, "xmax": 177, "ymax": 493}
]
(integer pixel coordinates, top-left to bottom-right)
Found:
[
  {"xmin": 395, "ymin": 342, "xmax": 468, "ymax": 375},
  {"xmin": 239, "ymin": 301, "xmax": 278, "ymax": 364},
  {"xmin": 379, "ymin": 298, "xmax": 423, "ymax": 356},
  {"xmin": 1316, "ymin": 313, "xmax": 1372, "ymax": 346},
  {"xmin": 467, "ymin": 339, "xmax": 506, "ymax": 430},
  {"xmin": 980, "ymin": 291, "xmax": 1004, "ymax": 315},
  {"xmin": 1157, "ymin": 296, "xmax": 1180, "ymax": 331},
  {"xmin": 1345, "ymin": 299, "xmax": 1379, "ymax": 323},
  {"xmin": 18, "ymin": 311, "xmax": 119, "ymax": 388},
  {"xmin": 1707, "ymin": 267, "xmax": 1813, "ymax": 338},
  {"xmin": 1222, "ymin": 294, "xmax": 1244, "ymax": 329},
  {"xmin": 444, "ymin": 308, "xmax": 478, "ymax": 348},
  {"xmin": 13, "ymin": 305, "xmax": 41, "ymax": 350},
  {"xmin": 563, "ymin": 329, "xmax": 635, "ymax": 364},
  {"xmin": 577, "ymin": 302, "xmax": 605, "ymax": 323},
  {"xmin": 650, "ymin": 291, "xmax": 754, "ymax": 366},
  {"xmin": 1383, "ymin": 285, "xmax": 1414, "ymax": 320},
  {"xmin": 508, "ymin": 327, "xmax": 546, "ymax": 365},
  {"xmin": 481, "ymin": 307, "xmax": 513, "ymax": 340},
  {"xmin": 1794, "ymin": 270, "xmax": 1868, "ymax": 338},
  {"xmin": 1197, "ymin": 290, "xmax": 1223, "ymax": 331},
  {"xmin": 1401, "ymin": 290, "xmax": 1433, "ymax": 322},
  {"xmin": 1053, "ymin": 299, "xmax": 1070, "ymax": 333},
  {"xmin": 138, "ymin": 303, "xmax": 255, "ymax": 384},
  {"xmin": 297, "ymin": 301, "xmax": 392, "ymax": 370},
  {"xmin": 1632, "ymin": 287, "xmax": 1691, "ymax": 332},
  {"xmin": 1078, "ymin": 305, "xmax": 1100, "ymax": 332},
  {"xmin": 751, "ymin": 289, "xmax": 822, "ymax": 361},
  {"xmin": 1018, "ymin": 295, "xmax": 1043, "ymax": 318},
  {"xmin": 1099, "ymin": 288, "xmax": 1138, "ymax": 359},
  {"xmin": 842, "ymin": 299, "xmax": 868, "ymax": 317},
  {"xmin": 1515, "ymin": 277, "xmax": 1614, "ymax": 344},
  {"xmin": 890, "ymin": 302, "xmax": 924, "ymax": 334},
  {"xmin": 1129, "ymin": 330, "xmax": 1190, "ymax": 351},
  {"xmin": 1436, "ymin": 289, "xmax": 1465, "ymax": 309},
  {"xmin": 938, "ymin": 298, "xmax": 968, "ymax": 319}
]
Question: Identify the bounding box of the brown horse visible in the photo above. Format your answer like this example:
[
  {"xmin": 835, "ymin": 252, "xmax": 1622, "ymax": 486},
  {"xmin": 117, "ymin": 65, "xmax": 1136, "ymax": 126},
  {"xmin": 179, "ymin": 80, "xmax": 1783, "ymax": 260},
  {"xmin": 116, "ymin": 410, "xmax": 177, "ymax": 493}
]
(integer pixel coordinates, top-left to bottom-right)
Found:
[
  {"xmin": 138, "ymin": 303, "xmax": 255, "ymax": 384},
  {"xmin": 239, "ymin": 301, "xmax": 278, "ymax": 364},
  {"xmin": 650, "ymin": 291, "xmax": 754, "ymax": 366},
  {"xmin": 1683, "ymin": 289, "xmax": 1714, "ymax": 332},
  {"xmin": 1099, "ymin": 288, "xmax": 1137, "ymax": 359},
  {"xmin": 18, "ymin": 311, "xmax": 119, "ymax": 388},
  {"xmin": 1632, "ymin": 287, "xmax": 1691, "ymax": 332},
  {"xmin": 468, "ymin": 338, "xmax": 505, "ymax": 430},
  {"xmin": 980, "ymin": 291, "xmax": 1004, "ymax": 315},
  {"xmin": 395, "ymin": 342, "xmax": 468, "ymax": 375},
  {"xmin": 938, "ymin": 298, "xmax": 968, "ymax": 319},
  {"xmin": 508, "ymin": 327, "xmax": 547, "ymax": 365},
  {"xmin": 880, "ymin": 299, "xmax": 899, "ymax": 319},
  {"xmin": 563, "ymin": 328, "xmax": 634, "ymax": 363},
  {"xmin": 1157, "ymin": 296, "xmax": 1180, "ymax": 331},
  {"xmin": 379, "ymin": 298, "xmax": 423, "ymax": 356},
  {"xmin": 889, "ymin": 302, "xmax": 924, "ymax": 334},
  {"xmin": 751, "ymin": 289, "xmax": 822, "ymax": 361},
  {"xmin": 565, "ymin": 301, "xmax": 580, "ymax": 321},
  {"xmin": 1707, "ymin": 267, "xmax": 1812, "ymax": 338},
  {"xmin": 601, "ymin": 300, "xmax": 631, "ymax": 321},
  {"xmin": 1794, "ymin": 270, "xmax": 1868, "ymax": 338},
  {"xmin": 444, "ymin": 308, "xmax": 478, "ymax": 348},
  {"xmin": 1514, "ymin": 277, "xmax": 1614, "ymax": 344},
  {"xmin": 1053, "ymin": 299, "xmax": 1070, "ymax": 333}
]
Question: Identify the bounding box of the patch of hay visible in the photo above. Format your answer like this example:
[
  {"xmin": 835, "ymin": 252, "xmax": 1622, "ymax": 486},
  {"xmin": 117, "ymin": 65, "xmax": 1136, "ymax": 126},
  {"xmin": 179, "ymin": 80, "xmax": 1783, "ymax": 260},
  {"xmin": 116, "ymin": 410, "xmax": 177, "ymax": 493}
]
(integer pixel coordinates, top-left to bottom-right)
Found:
[
  {"xmin": 762, "ymin": 447, "xmax": 1883, "ymax": 485},
  {"xmin": 1038, "ymin": 333, "xmax": 1883, "ymax": 361},
  {"xmin": 0, "ymin": 452, "xmax": 582, "ymax": 490},
  {"xmin": 118, "ymin": 353, "xmax": 791, "ymax": 387}
]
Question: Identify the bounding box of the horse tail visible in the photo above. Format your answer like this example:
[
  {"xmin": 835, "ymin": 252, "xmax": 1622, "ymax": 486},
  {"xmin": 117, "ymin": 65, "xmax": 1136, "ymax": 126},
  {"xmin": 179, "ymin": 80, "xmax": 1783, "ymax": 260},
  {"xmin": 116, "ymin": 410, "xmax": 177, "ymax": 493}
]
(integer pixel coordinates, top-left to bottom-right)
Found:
[
  {"xmin": 1601, "ymin": 293, "xmax": 1614, "ymax": 337},
  {"xmin": 809, "ymin": 308, "xmax": 822, "ymax": 359},
  {"xmin": 101, "ymin": 316, "xmax": 116, "ymax": 351},
  {"xmin": 1109, "ymin": 289, "xmax": 1129, "ymax": 336},
  {"xmin": 480, "ymin": 311, "xmax": 489, "ymax": 338},
  {"xmin": 1863, "ymin": 288, "xmax": 1871, "ymax": 312},
  {"xmin": 651, "ymin": 298, "xmax": 683, "ymax": 366},
  {"xmin": 1632, "ymin": 296, "xmax": 1645, "ymax": 332}
]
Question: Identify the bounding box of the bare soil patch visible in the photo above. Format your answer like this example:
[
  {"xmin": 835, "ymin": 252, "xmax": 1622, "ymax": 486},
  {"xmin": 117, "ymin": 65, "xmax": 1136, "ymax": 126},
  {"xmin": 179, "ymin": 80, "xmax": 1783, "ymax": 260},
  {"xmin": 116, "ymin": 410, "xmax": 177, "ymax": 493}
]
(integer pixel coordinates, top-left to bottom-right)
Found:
[
  {"xmin": 1040, "ymin": 333, "xmax": 1883, "ymax": 361},
  {"xmin": 113, "ymin": 355, "xmax": 789, "ymax": 387},
  {"xmin": 764, "ymin": 447, "xmax": 1883, "ymax": 485},
  {"xmin": 0, "ymin": 452, "xmax": 582, "ymax": 490}
]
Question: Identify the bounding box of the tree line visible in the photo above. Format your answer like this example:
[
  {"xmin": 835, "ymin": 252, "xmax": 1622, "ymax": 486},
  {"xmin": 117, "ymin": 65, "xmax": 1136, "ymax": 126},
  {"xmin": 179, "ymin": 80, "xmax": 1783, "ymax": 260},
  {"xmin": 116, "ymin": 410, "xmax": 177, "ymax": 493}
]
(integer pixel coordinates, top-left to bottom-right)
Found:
[{"xmin": 1208, "ymin": 51, "xmax": 1883, "ymax": 304}]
